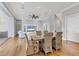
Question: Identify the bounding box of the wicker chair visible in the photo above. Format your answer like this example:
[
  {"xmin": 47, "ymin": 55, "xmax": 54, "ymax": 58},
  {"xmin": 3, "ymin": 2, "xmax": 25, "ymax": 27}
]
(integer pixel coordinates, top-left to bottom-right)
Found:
[{"xmin": 42, "ymin": 32, "xmax": 53, "ymax": 55}]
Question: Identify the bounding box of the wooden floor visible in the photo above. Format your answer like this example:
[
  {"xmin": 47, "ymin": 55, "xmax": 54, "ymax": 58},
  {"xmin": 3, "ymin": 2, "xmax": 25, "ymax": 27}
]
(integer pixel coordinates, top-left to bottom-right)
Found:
[
  {"xmin": 0, "ymin": 37, "xmax": 79, "ymax": 56},
  {"xmin": 0, "ymin": 38, "xmax": 8, "ymax": 46},
  {"xmin": 33, "ymin": 40, "xmax": 79, "ymax": 56},
  {"xmin": 0, "ymin": 37, "xmax": 26, "ymax": 56}
]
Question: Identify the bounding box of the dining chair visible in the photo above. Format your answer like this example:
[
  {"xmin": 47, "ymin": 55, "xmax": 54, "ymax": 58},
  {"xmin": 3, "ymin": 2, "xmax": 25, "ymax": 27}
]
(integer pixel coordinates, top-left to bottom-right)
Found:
[
  {"xmin": 52, "ymin": 32, "xmax": 62, "ymax": 50},
  {"xmin": 25, "ymin": 33, "xmax": 39, "ymax": 55},
  {"xmin": 42, "ymin": 32, "xmax": 53, "ymax": 55},
  {"xmin": 36, "ymin": 31, "xmax": 42, "ymax": 36}
]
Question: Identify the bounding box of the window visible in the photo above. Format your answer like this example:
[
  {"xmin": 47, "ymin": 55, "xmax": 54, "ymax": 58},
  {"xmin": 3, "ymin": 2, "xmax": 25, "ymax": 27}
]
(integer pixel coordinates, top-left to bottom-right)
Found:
[{"xmin": 25, "ymin": 24, "xmax": 36, "ymax": 32}]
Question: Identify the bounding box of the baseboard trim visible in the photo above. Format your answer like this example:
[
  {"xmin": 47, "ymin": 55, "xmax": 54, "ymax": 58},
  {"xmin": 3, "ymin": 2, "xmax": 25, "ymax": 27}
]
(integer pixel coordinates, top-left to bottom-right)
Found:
[{"xmin": 63, "ymin": 40, "xmax": 79, "ymax": 44}]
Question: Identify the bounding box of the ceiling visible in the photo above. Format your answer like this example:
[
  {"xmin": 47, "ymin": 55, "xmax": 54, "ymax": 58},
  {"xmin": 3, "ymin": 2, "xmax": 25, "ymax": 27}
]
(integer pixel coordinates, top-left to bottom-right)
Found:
[
  {"xmin": 63, "ymin": 4, "xmax": 79, "ymax": 16},
  {"xmin": 4, "ymin": 2, "xmax": 77, "ymax": 20}
]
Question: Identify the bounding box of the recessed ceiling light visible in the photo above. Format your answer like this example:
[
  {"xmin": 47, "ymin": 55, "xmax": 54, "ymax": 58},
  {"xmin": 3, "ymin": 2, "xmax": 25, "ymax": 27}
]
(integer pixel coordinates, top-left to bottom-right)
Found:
[
  {"xmin": 20, "ymin": 2, "xmax": 24, "ymax": 4},
  {"xmin": 37, "ymin": 6, "xmax": 40, "ymax": 9},
  {"xmin": 21, "ymin": 6, "xmax": 24, "ymax": 9},
  {"xmin": 20, "ymin": 3, "xmax": 24, "ymax": 9},
  {"xmin": 49, "ymin": 9, "xmax": 51, "ymax": 12}
]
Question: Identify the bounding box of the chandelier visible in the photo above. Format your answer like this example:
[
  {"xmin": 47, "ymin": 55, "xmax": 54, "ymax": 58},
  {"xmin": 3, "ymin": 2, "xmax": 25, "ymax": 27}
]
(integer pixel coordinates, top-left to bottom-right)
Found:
[{"xmin": 32, "ymin": 14, "xmax": 39, "ymax": 19}]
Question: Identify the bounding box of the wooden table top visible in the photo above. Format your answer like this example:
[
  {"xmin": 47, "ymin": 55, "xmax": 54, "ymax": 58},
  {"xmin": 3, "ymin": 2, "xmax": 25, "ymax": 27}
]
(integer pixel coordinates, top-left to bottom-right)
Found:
[
  {"xmin": 26, "ymin": 32, "xmax": 55, "ymax": 41},
  {"xmin": 31, "ymin": 35, "xmax": 44, "ymax": 41}
]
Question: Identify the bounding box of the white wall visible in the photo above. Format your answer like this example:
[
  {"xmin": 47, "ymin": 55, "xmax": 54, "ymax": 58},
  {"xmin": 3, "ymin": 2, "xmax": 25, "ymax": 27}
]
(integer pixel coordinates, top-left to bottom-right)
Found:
[
  {"xmin": 22, "ymin": 12, "xmax": 62, "ymax": 32},
  {"xmin": 0, "ymin": 3, "xmax": 15, "ymax": 37},
  {"xmin": 0, "ymin": 9, "xmax": 9, "ymax": 32},
  {"xmin": 49, "ymin": 15, "xmax": 55, "ymax": 32},
  {"xmin": 40, "ymin": 18, "xmax": 51, "ymax": 32},
  {"xmin": 66, "ymin": 13, "xmax": 79, "ymax": 43},
  {"xmin": 56, "ymin": 13, "xmax": 63, "ymax": 32},
  {"xmin": 8, "ymin": 17, "xmax": 15, "ymax": 37}
]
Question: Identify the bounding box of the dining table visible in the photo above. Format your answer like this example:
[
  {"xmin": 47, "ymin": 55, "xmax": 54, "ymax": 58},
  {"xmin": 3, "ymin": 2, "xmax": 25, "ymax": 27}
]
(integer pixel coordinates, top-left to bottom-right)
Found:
[{"xmin": 26, "ymin": 32, "xmax": 56, "ymax": 41}]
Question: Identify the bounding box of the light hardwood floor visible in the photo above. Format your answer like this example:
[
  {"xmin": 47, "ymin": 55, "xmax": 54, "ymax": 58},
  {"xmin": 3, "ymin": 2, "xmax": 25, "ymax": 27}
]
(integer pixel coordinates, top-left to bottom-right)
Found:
[
  {"xmin": 33, "ymin": 40, "xmax": 79, "ymax": 56},
  {"xmin": 0, "ymin": 37, "xmax": 26, "ymax": 56},
  {"xmin": 0, "ymin": 37, "xmax": 79, "ymax": 56}
]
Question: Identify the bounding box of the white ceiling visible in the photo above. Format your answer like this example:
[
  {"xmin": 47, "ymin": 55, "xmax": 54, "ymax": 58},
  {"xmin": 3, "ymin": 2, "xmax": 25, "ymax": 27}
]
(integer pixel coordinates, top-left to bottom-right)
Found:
[
  {"xmin": 4, "ymin": 2, "xmax": 77, "ymax": 20},
  {"xmin": 63, "ymin": 4, "xmax": 79, "ymax": 16}
]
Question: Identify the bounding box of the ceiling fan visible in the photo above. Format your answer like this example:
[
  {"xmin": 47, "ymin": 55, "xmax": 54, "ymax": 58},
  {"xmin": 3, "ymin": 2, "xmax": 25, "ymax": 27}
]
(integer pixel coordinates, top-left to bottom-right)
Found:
[{"xmin": 32, "ymin": 14, "xmax": 39, "ymax": 19}]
